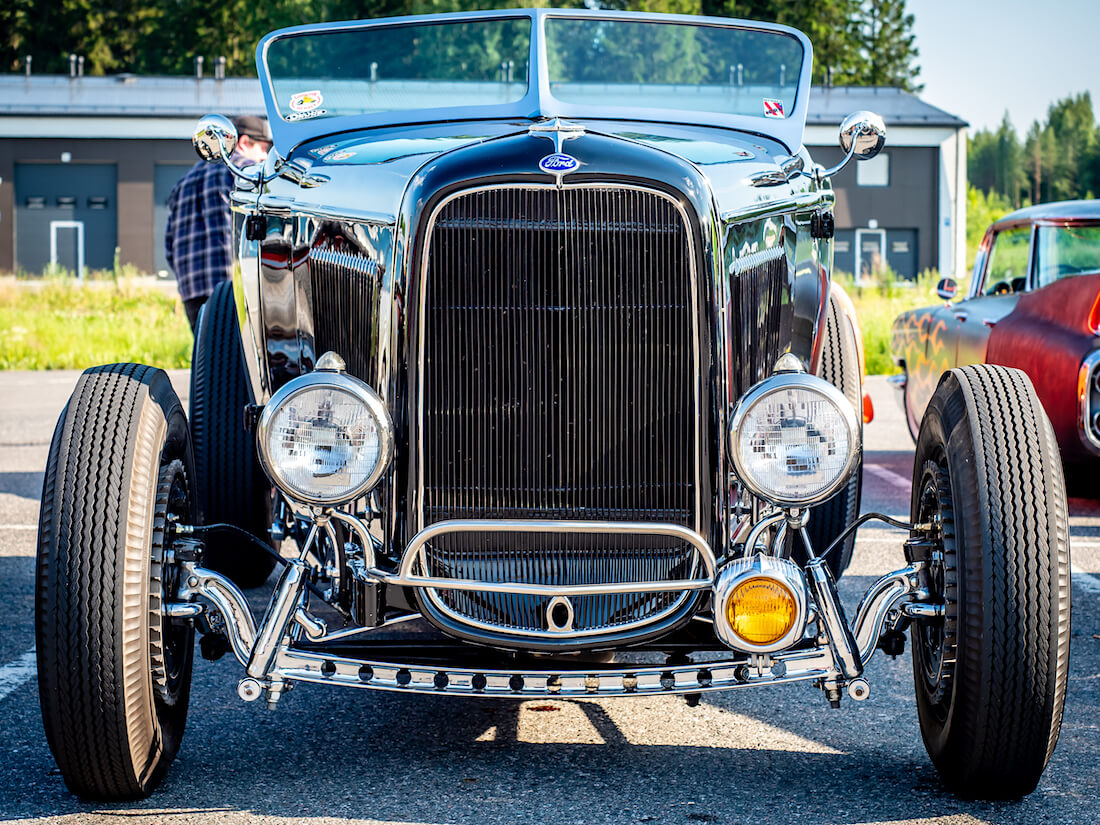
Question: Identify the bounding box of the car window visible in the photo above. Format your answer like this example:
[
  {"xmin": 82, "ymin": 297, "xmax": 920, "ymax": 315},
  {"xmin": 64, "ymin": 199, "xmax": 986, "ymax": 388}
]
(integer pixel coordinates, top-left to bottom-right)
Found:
[
  {"xmin": 1035, "ymin": 224, "xmax": 1100, "ymax": 288},
  {"xmin": 982, "ymin": 226, "xmax": 1031, "ymax": 296}
]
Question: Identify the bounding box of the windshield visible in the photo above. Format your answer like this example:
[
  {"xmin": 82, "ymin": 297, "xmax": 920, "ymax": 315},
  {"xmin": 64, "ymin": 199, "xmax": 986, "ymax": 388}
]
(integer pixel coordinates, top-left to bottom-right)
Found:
[
  {"xmin": 545, "ymin": 18, "xmax": 803, "ymax": 120},
  {"xmin": 265, "ymin": 18, "xmax": 531, "ymax": 122},
  {"xmin": 258, "ymin": 11, "xmax": 811, "ymax": 150}
]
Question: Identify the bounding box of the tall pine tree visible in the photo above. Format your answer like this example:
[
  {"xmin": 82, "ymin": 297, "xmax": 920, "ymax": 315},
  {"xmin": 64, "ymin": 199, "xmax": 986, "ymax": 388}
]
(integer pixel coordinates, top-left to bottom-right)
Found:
[{"xmin": 859, "ymin": 0, "xmax": 920, "ymax": 91}]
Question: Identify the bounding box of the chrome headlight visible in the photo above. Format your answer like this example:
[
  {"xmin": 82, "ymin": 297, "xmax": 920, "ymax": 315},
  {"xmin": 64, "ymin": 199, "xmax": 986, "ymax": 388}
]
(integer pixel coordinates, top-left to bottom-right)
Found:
[
  {"xmin": 730, "ymin": 372, "xmax": 859, "ymax": 507},
  {"xmin": 258, "ymin": 364, "xmax": 394, "ymax": 506}
]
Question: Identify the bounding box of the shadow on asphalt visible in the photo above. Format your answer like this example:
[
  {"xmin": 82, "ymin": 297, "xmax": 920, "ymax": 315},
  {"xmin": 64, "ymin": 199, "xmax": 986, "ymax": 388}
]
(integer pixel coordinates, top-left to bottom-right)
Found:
[
  {"xmin": 0, "ymin": 471, "xmax": 43, "ymax": 501},
  {"xmin": 5, "ymin": 576, "xmax": 1091, "ymax": 824}
]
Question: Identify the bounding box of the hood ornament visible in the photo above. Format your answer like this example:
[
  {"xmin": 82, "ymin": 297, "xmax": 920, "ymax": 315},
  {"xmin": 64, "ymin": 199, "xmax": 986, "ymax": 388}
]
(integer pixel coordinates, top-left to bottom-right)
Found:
[
  {"xmin": 530, "ymin": 118, "xmax": 585, "ymax": 186},
  {"xmin": 529, "ymin": 117, "xmax": 585, "ymax": 153}
]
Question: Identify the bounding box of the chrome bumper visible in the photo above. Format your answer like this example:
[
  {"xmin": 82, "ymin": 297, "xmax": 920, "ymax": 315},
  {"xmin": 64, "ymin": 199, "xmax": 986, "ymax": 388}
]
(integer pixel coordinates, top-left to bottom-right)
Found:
[{"xmin": 177, "ymin": 557, "xmax": 921, "ymax": 703}]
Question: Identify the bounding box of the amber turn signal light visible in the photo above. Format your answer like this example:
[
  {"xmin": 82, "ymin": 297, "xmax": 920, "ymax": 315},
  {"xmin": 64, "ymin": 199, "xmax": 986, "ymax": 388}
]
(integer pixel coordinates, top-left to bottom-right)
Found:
[{"xmin": 726, "ymin": 577, "xmax": 798, "ymax": 645}]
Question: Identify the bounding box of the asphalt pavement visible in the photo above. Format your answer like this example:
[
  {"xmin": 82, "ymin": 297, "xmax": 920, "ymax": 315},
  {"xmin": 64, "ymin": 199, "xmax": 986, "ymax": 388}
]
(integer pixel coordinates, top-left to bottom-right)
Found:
[{"xmin": 1, "ymin": 371, "xmax": 1098, "ymax": 825}]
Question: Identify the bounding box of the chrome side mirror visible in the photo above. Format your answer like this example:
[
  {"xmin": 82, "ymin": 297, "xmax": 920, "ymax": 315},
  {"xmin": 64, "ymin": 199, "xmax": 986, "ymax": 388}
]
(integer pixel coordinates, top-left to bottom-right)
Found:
[
  {"xmin": 935, "ymin": 277, "xmax": 958, "ymax": 302},
  {"xmin": 820, "ymin": 111, "xmax": 887, "ymax": 179},
  {"xmin": 193, "ymin": 114, "xmax": 238, "ymax": 163},
  {"xmin": 839, "ymin": 111, "xmax": 887, "ymax": 161}
]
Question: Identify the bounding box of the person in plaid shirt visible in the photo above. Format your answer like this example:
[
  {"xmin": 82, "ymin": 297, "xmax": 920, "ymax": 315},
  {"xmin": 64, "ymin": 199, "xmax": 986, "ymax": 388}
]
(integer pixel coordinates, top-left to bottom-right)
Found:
[{"xmin": 165, "ymin": 115, "xmax": 271, "ymax": 330}]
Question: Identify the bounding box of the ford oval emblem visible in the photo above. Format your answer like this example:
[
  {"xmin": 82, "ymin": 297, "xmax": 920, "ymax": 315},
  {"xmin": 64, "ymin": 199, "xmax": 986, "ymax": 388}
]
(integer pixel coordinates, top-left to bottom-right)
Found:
[{"xmin": 539, "ymin": 153, "xmax": 580, "ymax": 175}]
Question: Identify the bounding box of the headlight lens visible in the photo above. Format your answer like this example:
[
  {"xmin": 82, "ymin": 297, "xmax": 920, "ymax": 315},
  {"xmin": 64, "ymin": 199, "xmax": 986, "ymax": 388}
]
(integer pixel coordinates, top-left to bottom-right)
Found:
[
  {"xmin": 726, "ymin": 576, "xmax": 798, "ymax": 645},
  {"xmin": 731, "ymin": 372, "xmax": 859, "ymax": 506},
  {"xmin": 259, "ymin": 372, "xmax": 393, "ymax": 505}
]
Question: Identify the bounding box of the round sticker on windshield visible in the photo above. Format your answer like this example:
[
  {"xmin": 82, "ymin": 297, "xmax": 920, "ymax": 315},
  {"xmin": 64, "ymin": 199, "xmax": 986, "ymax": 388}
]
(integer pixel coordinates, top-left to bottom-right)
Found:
[{"xmin": 289, "ymin": 90, "xmax": 323, "ymax": 113}]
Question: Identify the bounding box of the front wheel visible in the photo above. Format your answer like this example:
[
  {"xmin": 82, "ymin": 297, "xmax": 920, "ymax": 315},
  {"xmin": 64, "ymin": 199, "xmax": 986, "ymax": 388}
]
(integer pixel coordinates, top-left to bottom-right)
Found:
[
  {"xmin": 910, "ymin": 365, "xmax": 1070, "ymax": 799},
  {"xmin": 36, "ymin": 364, "xmax": 195, "ymax": 800}
]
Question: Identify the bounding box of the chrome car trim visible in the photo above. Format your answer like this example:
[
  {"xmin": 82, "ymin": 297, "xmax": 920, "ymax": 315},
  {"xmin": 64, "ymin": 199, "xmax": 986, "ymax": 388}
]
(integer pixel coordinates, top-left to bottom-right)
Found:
[
  {"xmin": 275, "ymin": 648, "xmax": 834, "ymax": 698},
  {"xmin": 232, "ymin": 191, "xmax": 396, "ymax": 226},
  {"xmin": 852, "ymin": 565, "xmax": 921, "ymax": 661},
  {"xmin": 712, "ymin": 554, "xmax": 808, "ymax": 653},
  {"xmin": 362, "ymin": 520, "xmax": 715, "ymax": 601},
  {"xmin": 176, "ymin": 541, "xmax": 922, "ymax": 700},
  {"xmin": 720, "ymin": 190, "xmax": 833, "ymax": 226},
  {"xmin": 247, "ymin": 560, "xmax": 309, "ymax": 680},
  {"xmin": 178, "ymin": 561, "xmax": 257, "ymax": 667},
  {"xmin": 414, "ymin": 182, "xmax": 704, "ymax": 537},
  {"xmin": 1078, "ymin": 349, "xmax": 1100, "ymax": 455},
  {"xmin": 256, "ymin": 369, "xmax": 395, "ymax": 507},
  {"xmin": 728, "ymin": 371, "xmax": 861, "ymax": 507},
  {"xmin": 805, "ymin": 556, "xmax": 862, "ymax": 680},
  {"xmin": 269, "ymin": 562, "xmax": 918, "ymax": 698}
]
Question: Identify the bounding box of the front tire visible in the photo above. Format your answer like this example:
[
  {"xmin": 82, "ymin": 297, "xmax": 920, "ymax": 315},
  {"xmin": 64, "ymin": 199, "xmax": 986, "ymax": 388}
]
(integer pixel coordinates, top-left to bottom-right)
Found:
[
  {"xmin": 910, "ymin": 365, "xmax": 1070, "ymax": 799},
  {"xmin": 190, "ymin": 281, "xmax": 275, "ymax": 588},
  {"xmin": 798, "ymin": 289, "xmax": 863, "ymax": 578},
  {"xmin": 36, "ymin": 364, "xmax": 195, "ymax": 800}
]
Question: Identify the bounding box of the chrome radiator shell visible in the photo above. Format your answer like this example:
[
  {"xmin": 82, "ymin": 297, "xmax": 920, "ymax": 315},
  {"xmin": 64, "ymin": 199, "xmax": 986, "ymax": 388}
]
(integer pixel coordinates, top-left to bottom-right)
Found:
[{"xmin": 411, "ymin": 183, "xmax": 705, "ymax": 646}]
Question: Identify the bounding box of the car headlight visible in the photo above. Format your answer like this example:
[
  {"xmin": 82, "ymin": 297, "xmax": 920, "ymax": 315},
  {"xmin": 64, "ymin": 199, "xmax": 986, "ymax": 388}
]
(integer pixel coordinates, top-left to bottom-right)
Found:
[
  {"xmin": 258, "ymin": 358, "xmax": 394, "ymax": 506},
  {"xmin": 730, "ymin": 371, "xmax": 859, "ymax": 507}
]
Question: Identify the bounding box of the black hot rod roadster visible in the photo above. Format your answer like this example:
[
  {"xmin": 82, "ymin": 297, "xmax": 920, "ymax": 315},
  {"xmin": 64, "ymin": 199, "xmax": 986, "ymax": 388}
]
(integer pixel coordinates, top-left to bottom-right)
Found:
[{"xmin": 36, "ymin": 8, "xmax": 1070, "ymax": 802}]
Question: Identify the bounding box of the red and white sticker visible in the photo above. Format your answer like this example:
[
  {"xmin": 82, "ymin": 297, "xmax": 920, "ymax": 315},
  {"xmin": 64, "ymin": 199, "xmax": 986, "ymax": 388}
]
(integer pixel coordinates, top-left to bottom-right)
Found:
[
  {"xmin": 289, "ymin": 90, "xmax": 323, "ymax": 113},
  {"xmin": 763, "ymin": 98, "xmax": 785, "ymax": 119}
]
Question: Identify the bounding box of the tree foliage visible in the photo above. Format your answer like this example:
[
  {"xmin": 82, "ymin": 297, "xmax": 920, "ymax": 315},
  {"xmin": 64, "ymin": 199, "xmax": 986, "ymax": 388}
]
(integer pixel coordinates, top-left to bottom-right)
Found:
[
  {"xmin": 2, "ymin": 0, "xmax": 920, "ymax": 90},
  {"xmin": 969, "ymin": 93, "xmax": 1099, "ymax": 208}
]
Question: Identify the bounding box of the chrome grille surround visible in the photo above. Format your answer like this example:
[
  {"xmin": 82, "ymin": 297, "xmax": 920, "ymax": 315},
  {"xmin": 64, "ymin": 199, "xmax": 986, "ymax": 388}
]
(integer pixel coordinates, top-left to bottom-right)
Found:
[{"xmin": 411, "ymin": 183, "xmax": 705, "ymax": 643}]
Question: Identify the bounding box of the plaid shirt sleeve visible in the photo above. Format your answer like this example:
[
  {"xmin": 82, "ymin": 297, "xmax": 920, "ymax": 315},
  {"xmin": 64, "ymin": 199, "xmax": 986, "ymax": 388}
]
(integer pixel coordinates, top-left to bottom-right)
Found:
[{"xmin": 164, "ymin": 160, "xmax": 236, "ymax": 301}]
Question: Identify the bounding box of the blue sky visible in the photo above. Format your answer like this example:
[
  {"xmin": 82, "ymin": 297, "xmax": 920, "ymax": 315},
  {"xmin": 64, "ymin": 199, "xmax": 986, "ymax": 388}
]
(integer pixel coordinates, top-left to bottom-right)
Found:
[{"xmin": 908, "ymin": 0, "xmax": 1099, "ymax": 134}]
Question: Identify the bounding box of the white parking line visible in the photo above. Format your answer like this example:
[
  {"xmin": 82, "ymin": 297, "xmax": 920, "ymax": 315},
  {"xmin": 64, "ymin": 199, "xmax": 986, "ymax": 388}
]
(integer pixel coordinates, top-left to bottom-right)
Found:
[
  {"xmin": 865, "ymin": 463, "xmax": 911, "ymax": 491},
  {"xmin": 0, "ymin": 649, "xmax": 36, "ymax": 703}
]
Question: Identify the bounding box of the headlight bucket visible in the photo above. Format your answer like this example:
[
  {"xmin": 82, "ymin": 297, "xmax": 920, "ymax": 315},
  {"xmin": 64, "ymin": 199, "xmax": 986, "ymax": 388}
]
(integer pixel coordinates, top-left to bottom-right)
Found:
[
  {"xmin": 257, "ymin": 368, "xmax": 394, "ymax": 507},
  {"xmin": 730, "ymin": 371, "xmax": 860, "ymax": 507},
  {"xmin": 712, "ymin": 554, "xmax": 808, "ymax": 653}
]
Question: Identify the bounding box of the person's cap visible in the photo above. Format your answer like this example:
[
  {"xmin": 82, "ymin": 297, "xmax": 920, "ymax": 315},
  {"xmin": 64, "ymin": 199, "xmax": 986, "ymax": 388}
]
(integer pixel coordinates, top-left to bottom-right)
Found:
[{"xmin": 232, "ymin": 115, "xmax": 270, "ymax": 142}]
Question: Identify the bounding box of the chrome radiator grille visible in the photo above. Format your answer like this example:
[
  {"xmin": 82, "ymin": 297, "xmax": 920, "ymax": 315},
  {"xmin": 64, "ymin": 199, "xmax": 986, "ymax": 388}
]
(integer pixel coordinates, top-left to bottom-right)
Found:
[
  {"xmin": 729, "ymin": 247, "xmax": 789, "ymax": 397},
  {"xmin": 417, "ymin": 185, "xmax": 699, "ymax": 639},
  {"xmin": 309, "ymin": 249, "xmax": 380, "ymax": 380}
]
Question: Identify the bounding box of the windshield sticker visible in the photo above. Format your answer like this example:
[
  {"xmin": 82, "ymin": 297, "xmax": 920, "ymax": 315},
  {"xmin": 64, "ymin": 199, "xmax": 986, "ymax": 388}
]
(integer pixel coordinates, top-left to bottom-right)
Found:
[
  {"xmin": 286, "ymin": 109, "xmax": 327, "ymax": 122},
  {"xmin": 309, "ymin": 144, "xmax": 338, "ymax": 157},
  {"xmin": 324, "ymin": 150, "xmax": 357, "ymax": 162},
  {"xmin": 289, "ymin": 90, "xmax": 323, "ymax": 113},
  {"xmin": 763, "ymin": 99, "xmax": 785, "ymax": 119}
]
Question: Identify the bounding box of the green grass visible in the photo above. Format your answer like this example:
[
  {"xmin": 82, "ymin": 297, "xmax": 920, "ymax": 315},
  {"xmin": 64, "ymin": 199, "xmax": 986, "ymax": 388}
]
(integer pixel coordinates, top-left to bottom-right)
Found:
[
  {"xmin": 837, "ymin": 269, "xmax": 962, "ymax": 376},
  {"xmin": 0, "ymin": 269, "xmax": 949, "ymax": 376},
  {"xmin": 0, "ymin": 277, "xmax": 192, "ymax": 370}
]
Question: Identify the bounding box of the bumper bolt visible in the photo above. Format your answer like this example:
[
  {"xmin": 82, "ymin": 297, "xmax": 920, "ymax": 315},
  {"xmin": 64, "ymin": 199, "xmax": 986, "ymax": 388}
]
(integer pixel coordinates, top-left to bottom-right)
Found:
[
  {"xmin": 237, "ymin": 677, "xmax": 262, "ymax": 702},
  {"xmin": 847, "ymin": 678, "xmax": 871, "ymax": 701}
]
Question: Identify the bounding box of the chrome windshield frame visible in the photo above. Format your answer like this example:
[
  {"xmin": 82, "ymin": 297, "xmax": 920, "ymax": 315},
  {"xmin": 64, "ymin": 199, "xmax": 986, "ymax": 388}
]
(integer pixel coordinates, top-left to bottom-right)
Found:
[{"xmin": 256, "ymin": 8, "xmax": 813, "ymax": 155}]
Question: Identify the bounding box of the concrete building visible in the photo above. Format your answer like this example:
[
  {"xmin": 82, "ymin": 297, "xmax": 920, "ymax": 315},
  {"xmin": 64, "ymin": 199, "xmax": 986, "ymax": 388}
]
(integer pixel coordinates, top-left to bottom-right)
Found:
[{"xmin": 0, "ymin": 75, "xmax": 966, "ymax": 280}]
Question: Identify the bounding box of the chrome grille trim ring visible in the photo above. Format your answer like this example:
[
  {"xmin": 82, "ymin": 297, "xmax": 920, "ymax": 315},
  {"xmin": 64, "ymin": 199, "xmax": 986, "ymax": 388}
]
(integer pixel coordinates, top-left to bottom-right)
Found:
[{"xmin": 412, "ymin": 183, "xmax": 704, "ymax": 643}]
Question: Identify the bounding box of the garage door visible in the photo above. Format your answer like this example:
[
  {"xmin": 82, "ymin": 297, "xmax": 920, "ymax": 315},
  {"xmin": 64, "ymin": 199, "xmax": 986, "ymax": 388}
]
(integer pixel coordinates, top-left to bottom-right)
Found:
[{"xmin": 14, "ymin": 163, "xmax": 117, "ymax": 276}]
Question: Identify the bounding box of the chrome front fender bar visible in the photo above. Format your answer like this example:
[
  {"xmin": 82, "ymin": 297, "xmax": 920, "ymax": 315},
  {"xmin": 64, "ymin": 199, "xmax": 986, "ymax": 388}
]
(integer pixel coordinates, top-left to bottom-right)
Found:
[{"xmin": 174, "ymin": 552, "xmax": 921, "ymax": 700}]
